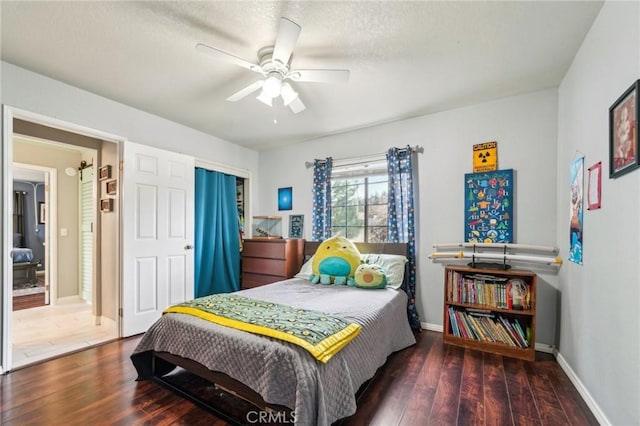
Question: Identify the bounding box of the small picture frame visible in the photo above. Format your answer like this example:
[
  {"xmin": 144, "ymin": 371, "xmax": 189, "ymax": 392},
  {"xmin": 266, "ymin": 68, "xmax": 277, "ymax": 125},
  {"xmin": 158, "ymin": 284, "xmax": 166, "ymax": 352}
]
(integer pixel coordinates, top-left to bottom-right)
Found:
[
  {"xmin": 587, "ymin": 161, "xmax": 602, "ymax": 210},
  {"xmin": 289, "ymin": 214, "xmax": 304, "ymax": 238},
  {"xmin": 278, "ymin": 187, "xmax": 292, "ymax": 211},
  {"xmin": 609, "ymin": 79, "xmax": 639, "ymax": 178},
  {"xmin": 39, "ymin": 202, "xmax": 46, "ymax": 224},
  {"xmin": 100, "ymin": 198, "xmax": 113, "ymax": 212},
  {"xmin": 99, "ymin": 165, "xmax": 112, "ymax": 181},
  {"xmin": 106, "ymin": 180, "xmax": 117, "ymax": 195}
]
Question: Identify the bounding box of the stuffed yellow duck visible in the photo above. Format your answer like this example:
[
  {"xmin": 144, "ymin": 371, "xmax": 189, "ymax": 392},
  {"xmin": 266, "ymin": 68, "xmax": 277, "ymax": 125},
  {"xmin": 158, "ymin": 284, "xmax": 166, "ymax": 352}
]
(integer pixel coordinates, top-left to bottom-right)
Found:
[{"xmin": 310, "ymin": 236, "xmax": 361, "ymax": 285}]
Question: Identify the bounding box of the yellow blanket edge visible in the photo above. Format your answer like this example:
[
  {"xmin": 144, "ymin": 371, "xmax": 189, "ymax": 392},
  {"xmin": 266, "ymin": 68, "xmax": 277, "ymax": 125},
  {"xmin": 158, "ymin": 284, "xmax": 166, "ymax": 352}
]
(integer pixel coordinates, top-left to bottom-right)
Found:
[{"xmin": 164, "ymin": 305, "xmax": 361, "ymax": 363}]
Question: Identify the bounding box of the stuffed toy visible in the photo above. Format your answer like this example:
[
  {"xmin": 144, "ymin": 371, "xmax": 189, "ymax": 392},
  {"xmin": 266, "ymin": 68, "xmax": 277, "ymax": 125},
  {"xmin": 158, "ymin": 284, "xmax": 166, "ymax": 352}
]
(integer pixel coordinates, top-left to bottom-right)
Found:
[
  {"xmin": 353, "ymin": 263, "xmax": 388, "ymax": 289},
  {"xmin": 310, "ymin": 236, "xmax": 361, "ymax": 285}
]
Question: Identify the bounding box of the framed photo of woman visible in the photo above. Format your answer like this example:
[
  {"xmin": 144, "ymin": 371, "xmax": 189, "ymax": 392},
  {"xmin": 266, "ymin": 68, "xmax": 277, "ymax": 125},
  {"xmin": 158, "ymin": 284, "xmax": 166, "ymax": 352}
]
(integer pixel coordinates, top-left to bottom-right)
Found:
[{"xmin": 609, "ymin": 80, "xmax": 639, "ymax": 178}]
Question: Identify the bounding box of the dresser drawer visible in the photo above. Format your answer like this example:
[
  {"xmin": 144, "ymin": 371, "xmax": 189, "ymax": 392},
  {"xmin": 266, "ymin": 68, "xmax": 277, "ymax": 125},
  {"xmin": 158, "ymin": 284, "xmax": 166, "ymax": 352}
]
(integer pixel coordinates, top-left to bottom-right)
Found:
[
  {"xmin": 240, "ymin": 239, "xmax": 305, "ymax": 290},
  {"xmin": 243, "ymin": 240, "xmax": 287, "ymax": 259},
  {"xmin": 242, "ymin": 257, "xmax": 288, "ymax": 276},
  {"xmin": 242, "ymin": 272, "xmax": 283, "ymax": 288}
]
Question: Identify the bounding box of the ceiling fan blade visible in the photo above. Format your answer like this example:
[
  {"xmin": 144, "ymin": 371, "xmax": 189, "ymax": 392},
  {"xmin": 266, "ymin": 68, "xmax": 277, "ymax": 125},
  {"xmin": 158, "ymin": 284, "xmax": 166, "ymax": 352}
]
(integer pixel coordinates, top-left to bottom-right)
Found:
[
  {"xmin": 196, "ymin": 43, "xmax": 262, "ymax": 73},
  {"xmin": 226, "ymin": 80, "xmax": 265, "ymax": 102},
  {"xmin": 272, "ymin": 18, "xmax": 301, "ymax": 66},
  {"xmin": 288, "ymin": 69, "xmax": 350, "ymax": 83},
  {"xmin": 288, "ymin": 96, "xmax": 306, "ymax": 114}
]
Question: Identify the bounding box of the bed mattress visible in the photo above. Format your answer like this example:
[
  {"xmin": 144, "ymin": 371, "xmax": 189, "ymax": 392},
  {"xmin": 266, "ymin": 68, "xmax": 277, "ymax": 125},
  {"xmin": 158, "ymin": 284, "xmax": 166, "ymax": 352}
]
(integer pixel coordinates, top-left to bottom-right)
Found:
[
  {"xmin": 12, "ymin": 247, "xmax": 34, "ymax": 263},
  {"xmin": 131, "ymin": 277, "xmax": 416, "ymax": 425}
]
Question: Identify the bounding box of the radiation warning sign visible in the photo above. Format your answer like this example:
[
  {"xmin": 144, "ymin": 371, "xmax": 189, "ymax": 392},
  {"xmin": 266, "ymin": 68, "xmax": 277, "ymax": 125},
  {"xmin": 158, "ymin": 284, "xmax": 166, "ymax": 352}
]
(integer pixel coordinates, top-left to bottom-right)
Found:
[{"xmin": 473, "ymin": 141, "xmax": 498, "ymax": 172}]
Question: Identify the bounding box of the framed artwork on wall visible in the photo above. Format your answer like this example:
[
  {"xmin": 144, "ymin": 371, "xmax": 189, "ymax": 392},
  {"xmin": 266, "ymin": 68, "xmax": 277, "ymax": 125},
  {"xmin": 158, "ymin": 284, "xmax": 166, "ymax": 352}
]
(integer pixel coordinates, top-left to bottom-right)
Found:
[
  {"xmin": 278, "ymin": 187, "xmax": 292, "ymax": 211},
  {"xmin": 99, "ymin": 165, "xmax": 112, "ymax": 181},
  {"xmin": 464, "ymin": 169, "xmax": 514, "ymax": 244},
  {"xmin": 289, "ymin": 214, "xmax": 304, "ymax": 238},
  {"xmin": 39, "ymin": 202, "xmax": 46, "ymax": 224},
  {"xmin": 100, "ymin": 198, "xmax": 113, "ymax": 212},
  {"xmin": 609, "ymin": 79, "xmax": 639, "ymax": 178},
  {"xmin": 587, "ymin": 161, "xmax": 602, "ymax": 210},
  {"xmin": 106, "ymin": 180, "xmax": 117, "ymax": 195}
]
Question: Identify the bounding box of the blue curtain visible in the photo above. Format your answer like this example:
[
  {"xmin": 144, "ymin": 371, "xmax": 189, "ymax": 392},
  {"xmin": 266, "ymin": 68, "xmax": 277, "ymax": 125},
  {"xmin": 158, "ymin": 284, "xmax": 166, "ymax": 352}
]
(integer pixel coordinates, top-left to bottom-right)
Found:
[
  {"xmin": 311, "ymin": 157, "xmax": 333, "ymax": 241},
  {"xmin": 387, "ymin": 146, "xmax": 420, "ymax": 330},
  {"xmin": 194, "ymin": 168, "xmax": 240, "ymax": 297}
]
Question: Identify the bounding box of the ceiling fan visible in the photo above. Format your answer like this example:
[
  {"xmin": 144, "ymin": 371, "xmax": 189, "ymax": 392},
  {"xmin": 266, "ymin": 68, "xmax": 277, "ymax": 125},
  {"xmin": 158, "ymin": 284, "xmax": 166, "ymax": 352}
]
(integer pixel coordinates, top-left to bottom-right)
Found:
[{"xmin": 196, "ymin": 17, "xmax": 350, "ymax": 114}]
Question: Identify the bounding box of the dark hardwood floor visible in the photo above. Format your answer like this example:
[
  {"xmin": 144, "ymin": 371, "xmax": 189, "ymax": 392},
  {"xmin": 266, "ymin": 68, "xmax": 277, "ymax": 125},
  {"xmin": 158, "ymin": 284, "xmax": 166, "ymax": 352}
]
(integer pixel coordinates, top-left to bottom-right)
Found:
[
  {"xmin": 13, "ymin": 274, "xmax": 46, "ymax": 311},
  {"xmin": 12, "ymin": 292, "xmax": 45, "ymax": 311},
  {"xmin": 0, "ymin": 330, "xmax": 598, "ymax": 425}
]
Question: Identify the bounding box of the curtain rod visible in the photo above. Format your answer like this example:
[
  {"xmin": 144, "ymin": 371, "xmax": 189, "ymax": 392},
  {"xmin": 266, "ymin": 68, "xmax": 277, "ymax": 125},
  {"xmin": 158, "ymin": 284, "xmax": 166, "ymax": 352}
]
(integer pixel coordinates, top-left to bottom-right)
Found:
[{"xmin": 305, "ymin": 145, "xmax": 424, "ymax": 169}]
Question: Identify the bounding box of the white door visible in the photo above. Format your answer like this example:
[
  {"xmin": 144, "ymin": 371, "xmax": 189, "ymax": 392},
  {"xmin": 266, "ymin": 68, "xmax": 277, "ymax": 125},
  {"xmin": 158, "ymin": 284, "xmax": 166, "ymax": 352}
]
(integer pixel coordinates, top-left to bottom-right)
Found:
[
  {"xmin": 79, "ymin": 166, "xmax": 94, "ymax": 304},
  {"xmin": 121, "ymin": 141, "xmax": 194, "ymax": 337}
]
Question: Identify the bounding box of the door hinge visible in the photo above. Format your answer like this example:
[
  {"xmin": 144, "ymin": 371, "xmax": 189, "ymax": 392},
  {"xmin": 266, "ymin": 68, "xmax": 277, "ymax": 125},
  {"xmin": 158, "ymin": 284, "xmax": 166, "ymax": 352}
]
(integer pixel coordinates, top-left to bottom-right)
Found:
[
  {"xmin": 118, "ymin": 307, "xmax": 123, "ymax": 317},
  {"xmin": 119, "ymin": 160, "xmax": 124, "ymax": 171}
]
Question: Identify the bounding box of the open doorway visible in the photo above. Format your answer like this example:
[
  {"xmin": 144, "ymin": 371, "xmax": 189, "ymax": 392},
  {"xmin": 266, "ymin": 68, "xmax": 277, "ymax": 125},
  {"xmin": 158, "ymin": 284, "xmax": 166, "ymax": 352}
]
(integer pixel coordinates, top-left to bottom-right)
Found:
[
  {"xmin": 8, "ymin": 122, "xmax": 119, "ymax": 369},
  {"xmin": 12, "ymin": 164, "xmax": 51, "ymax": 311}
]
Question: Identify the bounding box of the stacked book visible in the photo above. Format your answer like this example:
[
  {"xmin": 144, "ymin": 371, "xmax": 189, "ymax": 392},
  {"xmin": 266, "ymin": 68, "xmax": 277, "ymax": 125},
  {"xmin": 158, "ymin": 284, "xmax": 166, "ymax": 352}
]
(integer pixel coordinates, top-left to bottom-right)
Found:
[
  {"xmin": 448, "ymin": 306, "xmax": 530, "ymax": 347},
  {"xmin": 446, "ymin": 270, "xmax": 531, "ymax": 310}
]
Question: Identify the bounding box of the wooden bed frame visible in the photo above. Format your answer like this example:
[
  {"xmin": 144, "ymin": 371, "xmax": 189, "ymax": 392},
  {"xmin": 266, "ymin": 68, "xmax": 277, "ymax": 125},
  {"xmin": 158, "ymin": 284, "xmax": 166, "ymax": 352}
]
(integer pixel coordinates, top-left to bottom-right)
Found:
[{"xmin": 146, "ymin": 241, "xmax": 409, "ymax": 423}]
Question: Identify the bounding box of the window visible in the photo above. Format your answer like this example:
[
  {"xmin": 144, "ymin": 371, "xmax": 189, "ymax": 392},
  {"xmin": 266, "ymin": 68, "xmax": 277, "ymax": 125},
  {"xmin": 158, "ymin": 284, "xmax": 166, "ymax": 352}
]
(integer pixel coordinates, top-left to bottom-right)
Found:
[{"xmin": 330, "ymin": 157, "xmax": 388, "ymax": 243}]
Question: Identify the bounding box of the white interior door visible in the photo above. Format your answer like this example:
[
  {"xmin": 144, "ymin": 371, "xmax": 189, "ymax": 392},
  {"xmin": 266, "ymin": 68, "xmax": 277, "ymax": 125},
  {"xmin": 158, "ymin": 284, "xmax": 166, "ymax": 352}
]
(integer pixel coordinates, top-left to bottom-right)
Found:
[
  {"xmin": 121, "ymin": 141, "xmax": 194, "ymax": 337},
  {"xmin": 79, "ymin": 166, "xmax": 94, "ymax": 304}
]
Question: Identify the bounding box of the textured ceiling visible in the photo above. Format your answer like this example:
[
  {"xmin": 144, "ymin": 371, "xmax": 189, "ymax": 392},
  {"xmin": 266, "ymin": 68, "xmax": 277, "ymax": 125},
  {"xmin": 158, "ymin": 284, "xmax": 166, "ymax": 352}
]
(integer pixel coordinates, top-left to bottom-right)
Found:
[{"xmin": 1, "ymin": 1, "xmax": 603, "ymax": 151}]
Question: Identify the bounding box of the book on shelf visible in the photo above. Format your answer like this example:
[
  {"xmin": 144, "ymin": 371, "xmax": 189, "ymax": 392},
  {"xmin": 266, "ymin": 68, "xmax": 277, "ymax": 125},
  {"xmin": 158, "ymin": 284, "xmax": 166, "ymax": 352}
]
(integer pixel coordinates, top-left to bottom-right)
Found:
[
  {"xmin": 448, "ymin": 306, "xmax": 460, "ymax": 337},
  {"xmin": 448, "ymin": 306, "xmax": 530, "ymax": 348},
  {"xmin": 447, "ymin": 270, "xmax": 532, "ymax": 311}
]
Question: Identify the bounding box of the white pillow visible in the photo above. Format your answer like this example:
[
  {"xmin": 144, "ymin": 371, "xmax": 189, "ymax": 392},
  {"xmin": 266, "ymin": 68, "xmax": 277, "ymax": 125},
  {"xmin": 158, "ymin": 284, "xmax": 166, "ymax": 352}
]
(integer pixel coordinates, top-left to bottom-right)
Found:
[
  {"xmin": 360, "ymin": 254, "xmax": 407, "ymax": 289},
  {"xmin": 294, "ymin": 255, "xmax": 314, "ymax": 280}
]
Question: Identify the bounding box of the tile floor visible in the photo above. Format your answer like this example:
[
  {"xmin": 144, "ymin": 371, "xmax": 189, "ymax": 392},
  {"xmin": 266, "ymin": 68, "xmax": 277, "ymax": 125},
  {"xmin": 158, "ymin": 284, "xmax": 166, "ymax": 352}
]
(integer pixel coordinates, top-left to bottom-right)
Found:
[{"xmin": 11, "ymin": 297, "xmax": 118, "ymax": 369}]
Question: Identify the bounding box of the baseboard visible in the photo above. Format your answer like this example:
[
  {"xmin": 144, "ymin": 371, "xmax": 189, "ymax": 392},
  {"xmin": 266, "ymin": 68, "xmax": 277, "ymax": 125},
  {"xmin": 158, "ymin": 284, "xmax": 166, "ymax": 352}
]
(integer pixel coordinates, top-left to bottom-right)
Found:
[
  {"xmin": 55, "ymin": 295, "xmax": 88, "ymax": 305},
  {"xmin": 97, "ymin": 315, "xmax": 117, "ymax": 331},
  {"xmin": 421, "ymin": 322, "xmax": 443, "ymax": 332},
  {"xmin": 555, "ymin": 351, "xmax": 610, "ymax": 426},
  {"xmin": 421, "ymin": 323, "xmax": 608, "ymax": 424},
  {"xmin": 534, "ymin": 342, "xmax": 554, "ymax": 354}
]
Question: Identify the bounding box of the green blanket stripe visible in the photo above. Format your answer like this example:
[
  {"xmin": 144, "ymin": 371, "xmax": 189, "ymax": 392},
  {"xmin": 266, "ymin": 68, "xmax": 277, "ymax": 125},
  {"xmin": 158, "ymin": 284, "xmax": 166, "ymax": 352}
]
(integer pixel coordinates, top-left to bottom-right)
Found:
[{"xmin": 164, "ymin": 294, "xmax": 361, "ymax": 363}]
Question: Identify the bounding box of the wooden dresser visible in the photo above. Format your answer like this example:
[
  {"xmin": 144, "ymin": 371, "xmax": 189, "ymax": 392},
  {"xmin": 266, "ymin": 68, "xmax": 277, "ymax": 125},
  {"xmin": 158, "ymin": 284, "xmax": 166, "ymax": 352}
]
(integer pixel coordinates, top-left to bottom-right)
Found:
[{"xmin": 241, "ymin": 239, "xmax": 305, "ymax": 289}]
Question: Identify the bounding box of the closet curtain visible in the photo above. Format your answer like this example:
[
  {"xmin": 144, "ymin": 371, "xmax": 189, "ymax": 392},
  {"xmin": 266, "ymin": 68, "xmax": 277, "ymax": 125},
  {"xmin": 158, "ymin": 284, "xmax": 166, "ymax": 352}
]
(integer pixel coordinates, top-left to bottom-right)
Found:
[
  {"xmin": 311, "ymin": 157, "xmax": 333, "ymax": 241},
  {"xmin": 194, "ymin": 168, "xmax": 240, "ymax": 297},
  {"xmin": 387, "ymin": 146, "xmax": 420, "ymax": 330}
]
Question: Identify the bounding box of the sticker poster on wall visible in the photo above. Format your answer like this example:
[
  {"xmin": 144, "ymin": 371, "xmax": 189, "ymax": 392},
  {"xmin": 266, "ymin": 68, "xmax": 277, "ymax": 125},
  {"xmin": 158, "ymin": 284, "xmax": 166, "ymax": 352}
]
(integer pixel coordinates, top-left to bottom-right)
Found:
[
  {"xmin": 464, "ymin": 169, "xmax": 514, "ymax": 243},
  {"xmin": 569, "ymin": 156, "xmax": 584, "ymax": 264},
  {"xmin": 473, "ymin": 141, "xmax": 498, "ymax": 172}
]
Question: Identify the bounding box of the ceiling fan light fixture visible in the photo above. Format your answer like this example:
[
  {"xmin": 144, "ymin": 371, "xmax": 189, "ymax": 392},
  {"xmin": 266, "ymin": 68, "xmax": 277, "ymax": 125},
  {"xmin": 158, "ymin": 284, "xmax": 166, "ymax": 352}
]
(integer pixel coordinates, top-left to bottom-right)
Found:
[
  {"xmin": 280, "ymin": 82, "xmax": 298, "ymax": 106},
  {"xmin": 256, "ymin": 88, "xmax": 273, "ymax": 106},
  {"xmin": 263, "ymin": 73, "xmax": 283, "ymax": 98}
]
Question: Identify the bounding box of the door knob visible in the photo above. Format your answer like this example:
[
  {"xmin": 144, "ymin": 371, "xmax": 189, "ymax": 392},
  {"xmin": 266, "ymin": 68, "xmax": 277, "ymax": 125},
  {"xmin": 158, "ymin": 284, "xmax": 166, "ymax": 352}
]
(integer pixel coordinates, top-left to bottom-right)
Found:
[{"xmin": 184, "ymin": 244, "xmax": 194, "ymax": 250}]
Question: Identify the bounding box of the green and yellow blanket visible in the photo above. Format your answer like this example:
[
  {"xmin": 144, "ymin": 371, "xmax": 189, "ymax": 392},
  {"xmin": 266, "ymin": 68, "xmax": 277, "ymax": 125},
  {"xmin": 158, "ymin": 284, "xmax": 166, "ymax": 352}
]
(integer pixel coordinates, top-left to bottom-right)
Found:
[{"xmin": 164, "ymin": 294, "xmax": 361, "ymax": 363}]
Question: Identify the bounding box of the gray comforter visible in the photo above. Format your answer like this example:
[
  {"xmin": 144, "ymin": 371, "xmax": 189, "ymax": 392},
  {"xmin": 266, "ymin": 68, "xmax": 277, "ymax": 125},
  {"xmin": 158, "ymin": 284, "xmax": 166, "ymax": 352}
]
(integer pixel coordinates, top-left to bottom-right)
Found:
[{"xmin": 131, "ymin": 278, "xmax": 416, "ymax": 425}]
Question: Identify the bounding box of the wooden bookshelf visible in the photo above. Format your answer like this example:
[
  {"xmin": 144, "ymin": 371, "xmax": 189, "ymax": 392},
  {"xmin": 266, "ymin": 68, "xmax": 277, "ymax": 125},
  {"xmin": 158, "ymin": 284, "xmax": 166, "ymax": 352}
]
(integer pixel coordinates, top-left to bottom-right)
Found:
[{"xmin": 443, "ymin": 265, "xmax": 537, "ymax": 361}]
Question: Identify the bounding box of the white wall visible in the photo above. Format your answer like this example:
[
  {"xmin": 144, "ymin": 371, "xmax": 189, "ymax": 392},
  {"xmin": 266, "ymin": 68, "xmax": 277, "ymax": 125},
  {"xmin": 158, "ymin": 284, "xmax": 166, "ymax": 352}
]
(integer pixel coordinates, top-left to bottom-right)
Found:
[
  {"xmin": 259, "ymin": 88, "xmax": 560, "ymax": 345},
  {"xmin": 1, "ymin": 61, "xmax": 261, "ymax": 368},
  {"xmin": 1, "ymin": 61, "xmax": 259, "ymax": 186},
  {"xmin": 557, "ymin": 1, "xmax": 639, "ymax": 425}
]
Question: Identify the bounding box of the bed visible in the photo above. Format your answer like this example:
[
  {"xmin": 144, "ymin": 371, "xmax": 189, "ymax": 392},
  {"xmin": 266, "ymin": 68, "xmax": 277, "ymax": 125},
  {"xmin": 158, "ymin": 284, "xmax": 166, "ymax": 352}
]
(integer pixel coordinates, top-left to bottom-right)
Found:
[
  {"xmin": 12, "ymin": 233, "xmax": 39, "ymax": 287},
  {"xmin": 131, "ymin": 242, "xmax": 417, "ymax": 425}
]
